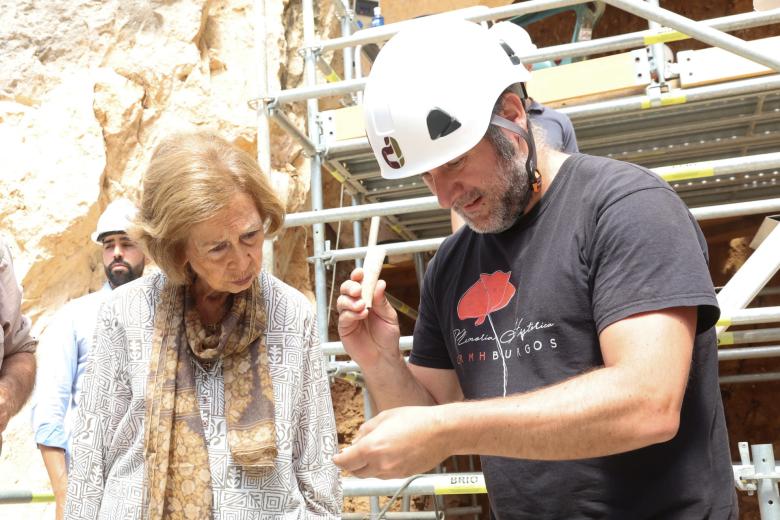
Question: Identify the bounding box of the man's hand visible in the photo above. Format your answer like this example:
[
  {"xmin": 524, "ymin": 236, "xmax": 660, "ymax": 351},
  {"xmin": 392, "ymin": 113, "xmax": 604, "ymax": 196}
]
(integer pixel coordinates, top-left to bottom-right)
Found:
[
  {"xmin": 333, "ymin": 406, "xmax": 450, "ymax": 479},
  {"xmin": 0, "ymin": 386, "xmax": 11, "ymax": 433},
  {"xmin": 336, "ymin": 268, "xmax": 402, "ymax": 371},
  {"xmin": 0, "ymin": 351, "xmax": 36, "ymax": 434}
]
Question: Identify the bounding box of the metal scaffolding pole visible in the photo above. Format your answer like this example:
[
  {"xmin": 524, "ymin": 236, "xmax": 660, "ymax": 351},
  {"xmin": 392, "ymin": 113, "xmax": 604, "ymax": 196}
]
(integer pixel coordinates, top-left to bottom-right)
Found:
[
  {"xmin": 654, "ymin": 152, "xmax": 780, "ymax": 183},
  {"xmin": 343, "ymin": 473, "xmax": 487, "ymax": 497},
  {"xmin": 718, "ymin": 307, "xmax": 780, "ymax": 328},
  {"xmin": 284, "ymin": 163, "xmax": 780, "ymax": 229},
  {"xmin": 302, "ymin": 0, "xmax": 329, "ymax": 342},
  {"xmin": 645, "ymin": 0, "xmax": 667, "ymax": 84},
  {"xmin": 323, "ymin": 307, "xmax": 780, "ymax": 357},
  {"xmin": 720, "ymin": 372, "xmax": 780, "ymax": 384},
  {"xmin": 564, "ymin": 75, "xmax": 780, "ymax": 119},
  {"xmin": 255, "ymin": 0, "xmax": 277, "ymax": 275},
  {"xmin": 323, "ymin": 336, "xmax": 413, "ymax": 357},
  {"xmin": 319, "ymin": 238, "xmax": 446, "ymax": 264},
  {"xmin": 268, "ymin": 106, "xmax": 317, "ymax": 156},
  {"xmin": 268, "ymin": 9, "xmax": 780, "ymax": 105},
  {"xmin": 603, "ymin": 0, "xmax": 780, "ymax": 71},
  {"xmin": 284, "ymin": 196, "xmax": 440, "ymax": 228},
  {"xmin": 288, "ymin": 197, "xmax": 780, "ymax": 264},
  {"xmin": 752, "ymin": 444, "xmax": 780, "ymax": 520},
  {"xmin": 718, "ymin": 328, "xmax": 780, "ymax": 346},
  {"xmin": 691, "ymin": 198, "xmax": 780, "ymax": 221},
  {"xmin": 718, "ymin": 345, "xmax": 780, "ymax": 361},
  {"xmin": 313, "ymin": 0, "xmax": 587, "ymax": 52},
  {"xmin": 324, "ymin": 75, "xmax": 780, "ymax": 156},
  {"xmin": 716, "ymin": 224, "xmax": 780, "ymax": 336}
]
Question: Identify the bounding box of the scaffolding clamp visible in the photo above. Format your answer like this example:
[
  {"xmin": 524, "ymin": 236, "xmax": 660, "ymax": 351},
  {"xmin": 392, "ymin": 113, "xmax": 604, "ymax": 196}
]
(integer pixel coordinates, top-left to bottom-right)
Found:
[{"xmin": 298, "ymin": 44, "xmax": 324, "ymax": 59}]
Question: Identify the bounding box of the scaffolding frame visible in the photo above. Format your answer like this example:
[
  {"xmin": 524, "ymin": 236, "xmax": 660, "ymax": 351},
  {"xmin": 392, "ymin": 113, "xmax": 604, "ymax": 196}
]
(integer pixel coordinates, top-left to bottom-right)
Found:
[{"xmin": 263, "ymin": 1, "xmax": 780, "ymax": 517}]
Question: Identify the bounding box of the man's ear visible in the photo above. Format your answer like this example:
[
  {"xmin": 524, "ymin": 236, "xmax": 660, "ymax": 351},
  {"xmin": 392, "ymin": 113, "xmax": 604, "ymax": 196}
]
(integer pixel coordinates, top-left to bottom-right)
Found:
[{"xmin": 499, "ymin": 92, "xmax": 528, "ymax": 130}]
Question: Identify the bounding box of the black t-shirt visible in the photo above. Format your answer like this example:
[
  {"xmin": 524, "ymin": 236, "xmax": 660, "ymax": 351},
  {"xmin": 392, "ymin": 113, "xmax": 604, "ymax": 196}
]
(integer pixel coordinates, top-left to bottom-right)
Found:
[{"xmin": 411, "ymin": 154, "xmax": 737, "ymax": 519}]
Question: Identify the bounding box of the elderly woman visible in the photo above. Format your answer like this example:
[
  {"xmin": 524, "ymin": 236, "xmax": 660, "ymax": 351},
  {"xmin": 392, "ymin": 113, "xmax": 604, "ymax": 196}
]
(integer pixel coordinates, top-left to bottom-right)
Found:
[{"xmin": 65, "ymin": 133, "xmax": 341, "ymax": 519}]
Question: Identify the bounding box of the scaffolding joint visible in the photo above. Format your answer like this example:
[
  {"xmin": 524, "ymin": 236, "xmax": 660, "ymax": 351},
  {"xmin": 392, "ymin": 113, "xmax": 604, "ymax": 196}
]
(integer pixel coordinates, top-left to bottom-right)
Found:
[{"xmin": 298, "ymin": 45, "xmax": 324, "ymax": 59}]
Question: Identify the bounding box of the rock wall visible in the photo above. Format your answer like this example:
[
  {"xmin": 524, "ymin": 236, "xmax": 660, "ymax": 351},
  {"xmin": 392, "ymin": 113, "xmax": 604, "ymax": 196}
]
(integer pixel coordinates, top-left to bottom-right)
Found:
[
  {"xmin": 0, "ymin": 1, "xmax": 340, "ymax": 517},
  {"xmin": 0, "ymin": 0, "xmax": 343, "ymax": 329}
]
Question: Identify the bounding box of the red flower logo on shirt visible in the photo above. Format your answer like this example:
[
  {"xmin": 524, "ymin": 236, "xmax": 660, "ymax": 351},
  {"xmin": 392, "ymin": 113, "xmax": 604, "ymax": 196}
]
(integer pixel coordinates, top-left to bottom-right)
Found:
[{"xmin": 457, "ymin": 271, "xmax": 516, "ymax": 326}]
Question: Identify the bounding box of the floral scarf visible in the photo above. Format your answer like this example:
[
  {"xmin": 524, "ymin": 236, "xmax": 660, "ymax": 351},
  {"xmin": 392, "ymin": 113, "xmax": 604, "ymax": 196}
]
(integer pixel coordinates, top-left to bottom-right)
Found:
[{"xmin": 144, "ymin": 277, "xmax": 276, "ymax": 519}]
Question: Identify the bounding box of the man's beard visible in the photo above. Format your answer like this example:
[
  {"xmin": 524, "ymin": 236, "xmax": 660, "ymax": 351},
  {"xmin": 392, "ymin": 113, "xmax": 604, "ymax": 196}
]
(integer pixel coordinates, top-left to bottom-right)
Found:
[
  {"xmin": 105, "ymin": 259, "xmax": 143, "ymax": 288},
  {"xmin": 455, "ymin": 126, "xmax": 532, "ymax": 234}
]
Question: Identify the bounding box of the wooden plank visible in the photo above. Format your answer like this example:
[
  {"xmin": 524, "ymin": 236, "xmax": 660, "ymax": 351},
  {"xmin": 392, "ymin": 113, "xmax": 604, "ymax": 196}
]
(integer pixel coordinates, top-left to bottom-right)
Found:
[
  {"xmin": 382, "ymin": 0, "xmax": 512, "ymax": 24},
  {"xmin": 527, "ymin": 50, "xmax": 651, "ymax": 105},
  {"xmin": 322, "ymin": 105, "xmax": 365, "ymax": 142},
  {"xmin": 678, "ymin": 36, "xmax": 780, "ymax": 88}
]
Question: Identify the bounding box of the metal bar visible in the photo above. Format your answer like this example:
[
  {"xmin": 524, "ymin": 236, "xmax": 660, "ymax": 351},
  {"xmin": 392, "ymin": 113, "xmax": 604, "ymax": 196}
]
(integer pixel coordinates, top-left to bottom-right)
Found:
[
  {"xmin": 322, "ymin": 238, "xmax": 446, "ymax": 263},
  {"xmin": 529, "ymin": 10, "xmax": 780, "ymax": 65},
  {"xmin": 752, "ymin": 444, "xmax": 780, "ymax": 519},
  {"xmin": 720, "ymin": 372, "xmax": 780, "ymax": 384},
  {"xmin": 716, "ymin": 224, "xmax": 780, "ymax": 336},
  {"xmin": 284, "ymin": 196, "xmax": 439, "ymax": 227},
  {"xmin": 564, "ymin": 75, "xmax": 780, "ymax": 120},
  {"xmin": 330, "ymin": 344, "xmax": 780, "ymax": 361},
  {"xmin": 0, "ymin": 490, "xmax": 54, "ymax": 504},
  {"xmin": 273, "ymin": 77, "xmax": 367, "ymax": 105},
  {"xmin": 343, "ymin": 513, "xmax": 438, "ymax": 520},
  {"xmin": 256, "ymin": 0, "xmax": 276, "ymax": 276},
  {"xmin": 270, "ymin": 10, "xmax": 780, "ymax": 105},
  {"xmin": 294, "ymin": 198, "xmax": 780, "ymax": 264},
  {"xmin": 268, "ymin": 106, "xmax": 318, "ymax": 156},
  {"xmin": 603, "ymin": 0, "xmax": 780, "ymax": 71},
  {"xmin": 343, "ymin": 510, "xmax": 481, "ymax": 519},
  {"xmin": 333, "ymin": 0, "xmax": 361, "ymax": 38},
  {"xmin": 314, "ymin": 0, "xmax": 588, "ymax": 52},
  {"xmin": 343, "ymin": 473, "xmax": 487, "ymax": 497},
  {"xmin": 323, "ymin": 335, "xmax": 413, "ymax": 357},
  {"xmin": 646, "ymin": 0, "xmax": 667, "ymax": 83},
  {"xmin": 284, "ymin": 191, "xmax": 780, "ymax": 232},
  {"xmin": 320, "ymin": 76, "xmax": 780, "ymax": 159},
  {"xmin": 338, "ymin": 0, "xmax": 354, "ymax": 83},
  {"xmin": 352, "ymin": 194, "xmax": 363, "ymax": 268},
  {"xmin": 386, "ymin": 293, "xmax": 419, "ymax": 320},
  {"xmin": 719, "ymin": 327, "xmax": 780, "ymax": 346},
  {"xmin": 302, "ymin": 0, "xmax": 329, "ymax": 343},
  {"xmin": 654, "ymin": 152, "xmax": 780, "ymax": 183},
  {"xmin": 414, "ymin": 252, "xmax": 426, "ymax": 289},
  {"xmin": 717, "ymin": 345, "xmax": 780, "ymax": 361},
  {"xmin": 691, "ymin": 198, "xmax": 780, "ymax": 221},
  {"xmin": 718, "ymin": 307, "xmax": 780, "ymax": 327},
  {"xmin": 255, "ymin": 0, "xmax": 272, "ymax": 177}
]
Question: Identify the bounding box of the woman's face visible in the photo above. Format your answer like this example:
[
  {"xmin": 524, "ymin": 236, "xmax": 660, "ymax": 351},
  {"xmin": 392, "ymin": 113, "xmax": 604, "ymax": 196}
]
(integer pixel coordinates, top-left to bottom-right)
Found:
[{"xmin": 184, "ymin": 191, "xmax": 265, "ymax": 294}]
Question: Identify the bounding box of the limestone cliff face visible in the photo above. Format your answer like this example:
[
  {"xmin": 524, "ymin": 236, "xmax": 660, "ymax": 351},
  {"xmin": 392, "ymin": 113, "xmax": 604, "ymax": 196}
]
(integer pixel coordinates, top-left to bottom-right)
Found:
[
  {"xmin": 0, "ymin": 0, "xmax": 340, "ymax": 330},
  {"xmin": 0, "ymin": 2, "xmax": 343, "ymax": 512}
]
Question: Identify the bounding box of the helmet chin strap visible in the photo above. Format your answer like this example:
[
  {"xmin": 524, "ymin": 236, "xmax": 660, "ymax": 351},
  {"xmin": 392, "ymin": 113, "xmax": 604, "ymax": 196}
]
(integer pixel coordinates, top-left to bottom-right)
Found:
[{"xmin": 489, "ymin": 113, "xmax": 542, "ymax": 193}]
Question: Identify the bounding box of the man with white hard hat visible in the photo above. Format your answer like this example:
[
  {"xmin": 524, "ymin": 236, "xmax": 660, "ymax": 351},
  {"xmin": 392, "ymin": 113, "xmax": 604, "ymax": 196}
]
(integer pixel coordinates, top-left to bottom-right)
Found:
[
  {"xmin": 453, "ymin": 21, "xmax": 579, "ymax": 232},
  {"xmin": 31, "ymin": 198, "xmax": 145, "ymax": 520},
  {"xmin": 335, "ymin": 18, "xmax": 736, "ymax": 519}
]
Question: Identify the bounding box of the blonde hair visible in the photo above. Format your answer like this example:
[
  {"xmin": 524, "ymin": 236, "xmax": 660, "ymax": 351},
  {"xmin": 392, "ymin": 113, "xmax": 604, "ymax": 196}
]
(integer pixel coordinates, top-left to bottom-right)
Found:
[{"xmin": 134, "ymin": 132, "xmax": 284, "ymax": 285}]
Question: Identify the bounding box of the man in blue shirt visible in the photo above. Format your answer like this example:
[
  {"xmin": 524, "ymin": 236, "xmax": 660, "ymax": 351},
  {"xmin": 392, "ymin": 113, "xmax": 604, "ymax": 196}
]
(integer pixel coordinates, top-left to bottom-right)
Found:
[{"xmin": 31, "ymin": 198, "xmax": 145, "ymax": 520}]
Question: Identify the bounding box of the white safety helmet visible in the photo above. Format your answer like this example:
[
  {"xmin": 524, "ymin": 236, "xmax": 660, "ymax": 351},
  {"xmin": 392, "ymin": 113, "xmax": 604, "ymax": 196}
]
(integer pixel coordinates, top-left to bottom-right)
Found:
[
  {"xmin": 489, "ymin": 21, "xmax": 537, "ymax": 57},
  {"xmin": 91, "ymin": 198, "xmax": 138, "ymax": 244},
  {"xmin": 363, "ymin": 18, "xmax": 531, "ymax": 180}
]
